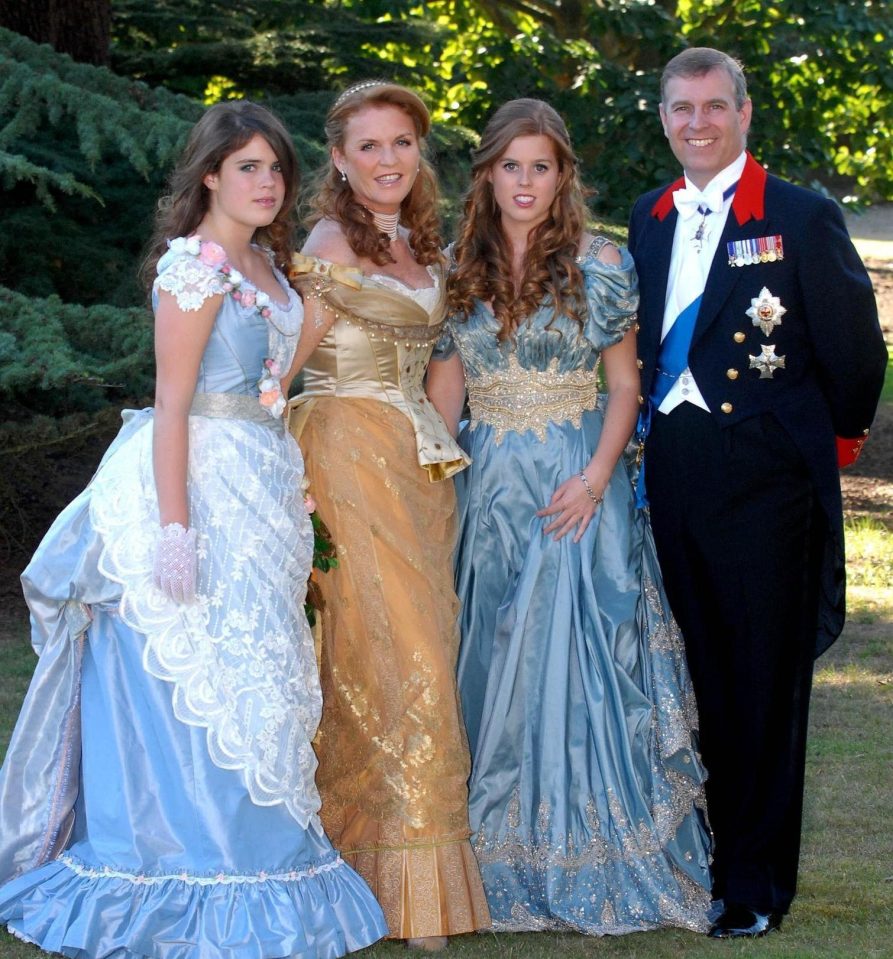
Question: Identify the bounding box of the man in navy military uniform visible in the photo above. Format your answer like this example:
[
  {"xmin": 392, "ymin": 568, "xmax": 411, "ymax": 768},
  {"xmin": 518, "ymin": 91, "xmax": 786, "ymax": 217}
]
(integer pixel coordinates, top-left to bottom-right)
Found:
[{"xmin": 628, "ymin": 47, "xmax": 886, "ymax": 938}]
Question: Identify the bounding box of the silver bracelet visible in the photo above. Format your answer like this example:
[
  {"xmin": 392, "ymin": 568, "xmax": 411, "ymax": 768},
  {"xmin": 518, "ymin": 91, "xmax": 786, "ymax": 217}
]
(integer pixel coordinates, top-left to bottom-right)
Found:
[{"xmin": 579, "ymin": 472, "xmax": 603, "ymax": 505}]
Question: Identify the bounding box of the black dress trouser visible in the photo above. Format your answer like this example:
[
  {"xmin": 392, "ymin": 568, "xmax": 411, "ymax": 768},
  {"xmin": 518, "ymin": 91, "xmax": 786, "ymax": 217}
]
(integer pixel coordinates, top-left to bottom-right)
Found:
[{"xmin": 646, "ymin": 403, "xmax": 824, "ymax": 913}]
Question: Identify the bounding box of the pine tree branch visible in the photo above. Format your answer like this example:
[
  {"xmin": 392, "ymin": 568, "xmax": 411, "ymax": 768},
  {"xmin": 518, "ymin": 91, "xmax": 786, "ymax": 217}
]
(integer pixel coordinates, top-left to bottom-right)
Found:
[{"xmin": 0, "ymin": 148, "xmax": 98, "ymax": 209}]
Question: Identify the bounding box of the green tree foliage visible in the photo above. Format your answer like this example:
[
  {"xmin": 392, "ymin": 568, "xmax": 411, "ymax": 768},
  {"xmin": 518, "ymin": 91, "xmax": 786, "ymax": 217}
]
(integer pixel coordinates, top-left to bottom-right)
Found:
[
  {"xmin": 0, "ymin": 27, "xmax": 190, "ymax": 502},
  {"xmin": 0, "ymin": 149, "xmax": 98, "ymax": 208},
  {"xmin": 110, "ymin": 0, "xmax": 440, "ymax": 101},
  {"xmin": 2, "ymin": 1, "xmax": 889, "ymax": 443},
  {"xmin": 351, "ymin": 0, "xmax": 891, "ymax": 213},
  {"xmin": 682, "ymin": 0, "xmax": 893, "ymax": 202},
  {"xmin": 0, "ymin": 286, "xmax": 153, "ymax": 417},
  {"xmin": 0, "ymin": 25, "xmax": 201, "ymax": 305},
  {"xmin": 0, "ymin": 285, "xmax": 154, "ymax": 521},
  {"xmin": 0, "ymin": 26, "xmax": 199, "ymax": 176}
]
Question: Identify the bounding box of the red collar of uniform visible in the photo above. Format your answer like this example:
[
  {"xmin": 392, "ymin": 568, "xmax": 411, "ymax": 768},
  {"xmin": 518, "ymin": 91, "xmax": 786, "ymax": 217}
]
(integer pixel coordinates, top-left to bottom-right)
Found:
[{"xmin": 650, "ymin": 152, "xmax": 767, "ymax": 225}]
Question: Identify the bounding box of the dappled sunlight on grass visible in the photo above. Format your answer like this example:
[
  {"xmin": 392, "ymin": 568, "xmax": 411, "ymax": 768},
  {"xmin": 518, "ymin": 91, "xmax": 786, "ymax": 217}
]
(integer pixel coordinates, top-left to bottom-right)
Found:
[
  {"xmin": 845, "ymin": 518, "xmax": 893, "ymax": 588},
  {"xmin": 814, "ymin": 662, "xmax": 893, "ymax": 689},
  {"xmin": 847, "ymin": 585, "xmax": 893, "ymax": 621}
]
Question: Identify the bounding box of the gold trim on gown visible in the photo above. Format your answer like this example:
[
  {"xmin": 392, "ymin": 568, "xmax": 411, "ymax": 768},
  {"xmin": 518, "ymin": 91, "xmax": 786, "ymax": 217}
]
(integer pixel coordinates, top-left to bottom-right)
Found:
[{"xmin": 287, "ymin": 255, "xmax": 489, "ymax": 939}]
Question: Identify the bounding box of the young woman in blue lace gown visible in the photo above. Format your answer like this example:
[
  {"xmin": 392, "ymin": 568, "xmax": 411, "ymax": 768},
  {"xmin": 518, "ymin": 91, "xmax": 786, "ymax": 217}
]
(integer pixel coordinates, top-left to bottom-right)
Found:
[
  {"xmin": 427, "ymin": 99, "xmax": 712, "ymax": 935},
  {"xmin": 0, "ymin": 101, "xmax": 387, "ymax": 958}
]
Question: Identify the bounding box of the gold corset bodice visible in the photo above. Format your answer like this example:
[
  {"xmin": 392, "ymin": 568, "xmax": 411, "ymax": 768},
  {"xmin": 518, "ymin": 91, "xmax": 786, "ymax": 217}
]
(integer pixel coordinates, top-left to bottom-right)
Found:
[{"xmin": 287, "ymin": 254, "xmax": 470, "ymax": 481}]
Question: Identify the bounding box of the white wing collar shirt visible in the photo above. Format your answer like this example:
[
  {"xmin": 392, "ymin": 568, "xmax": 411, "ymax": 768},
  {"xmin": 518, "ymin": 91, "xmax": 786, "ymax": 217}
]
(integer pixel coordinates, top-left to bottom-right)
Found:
[{"xmin": 658, "ymin": 150, "xmax": 747, "ymax": 414}]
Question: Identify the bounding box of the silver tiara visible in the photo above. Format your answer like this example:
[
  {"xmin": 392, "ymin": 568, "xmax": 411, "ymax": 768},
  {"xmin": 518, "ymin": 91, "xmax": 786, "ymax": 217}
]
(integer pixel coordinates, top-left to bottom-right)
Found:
[{"xmin": 333, "ymin": 81, "xmax": 389, "ymax": 109}]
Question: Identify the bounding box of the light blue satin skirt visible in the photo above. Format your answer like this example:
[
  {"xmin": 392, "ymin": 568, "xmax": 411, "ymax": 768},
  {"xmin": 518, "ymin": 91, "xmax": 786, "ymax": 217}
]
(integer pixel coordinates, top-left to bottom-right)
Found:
[
  {"xmin": 0, "ymin": 607, "xmax": 387, "ymax": 958},
  {"xmin": 455, "ymin": 405, "xmax": 712, "ymax": 934},
  {"xmin": 0, "ymin": 409, "xmax": 387, "ymax": 957}
]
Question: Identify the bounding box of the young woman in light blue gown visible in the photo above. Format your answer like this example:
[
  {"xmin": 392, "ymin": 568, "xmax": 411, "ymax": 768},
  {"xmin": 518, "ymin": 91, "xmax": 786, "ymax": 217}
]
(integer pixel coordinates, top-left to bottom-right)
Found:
[
  {"xmin": 0, "ymin": 101, "xmax": 387, "ymax": 958},
  {"xmin": 427, "ymin": 99, "xmax": 713, "ymax": 935}
]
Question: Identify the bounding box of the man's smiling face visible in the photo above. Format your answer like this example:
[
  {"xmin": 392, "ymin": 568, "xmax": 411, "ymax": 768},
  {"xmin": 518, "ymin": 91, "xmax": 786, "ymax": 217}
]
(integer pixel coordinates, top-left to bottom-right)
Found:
[{"xmin": 659, "ymin": 67, "xmax": 752, "ymax": 189}]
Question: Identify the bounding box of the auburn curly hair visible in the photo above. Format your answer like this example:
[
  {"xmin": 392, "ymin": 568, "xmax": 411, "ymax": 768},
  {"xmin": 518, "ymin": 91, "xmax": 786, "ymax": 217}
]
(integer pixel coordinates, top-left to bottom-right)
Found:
[
  {"xmin": 142, "ymin": 101, "xmax": 299, "ymax": 289},
  {"xmin": 449, "ymin": 98, "xmax": 589, "ymax": 337},
  {"xmin": 305, "ymin": 80, "xmax": 442, "ymax": 267}
]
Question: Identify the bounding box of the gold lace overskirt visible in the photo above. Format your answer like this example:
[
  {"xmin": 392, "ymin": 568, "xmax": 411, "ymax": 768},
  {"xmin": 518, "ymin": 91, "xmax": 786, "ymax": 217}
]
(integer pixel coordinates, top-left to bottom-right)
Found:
[{"xmin": 295, "ymin": 397, "xmax": 489, "ymax": 938}]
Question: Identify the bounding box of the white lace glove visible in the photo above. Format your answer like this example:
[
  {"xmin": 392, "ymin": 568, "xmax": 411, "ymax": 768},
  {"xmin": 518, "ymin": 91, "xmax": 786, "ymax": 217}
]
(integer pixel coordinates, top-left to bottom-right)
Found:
[{"xmin": 153, "ymin": 522, "xmax": 198, "ymax": 604}]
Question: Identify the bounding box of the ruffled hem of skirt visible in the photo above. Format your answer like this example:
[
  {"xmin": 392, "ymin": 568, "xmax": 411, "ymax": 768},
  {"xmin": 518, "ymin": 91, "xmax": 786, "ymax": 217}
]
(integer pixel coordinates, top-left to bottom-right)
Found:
[{"xmin": 0, "ymin": 854, "xmax": 388, "ymax": 958}]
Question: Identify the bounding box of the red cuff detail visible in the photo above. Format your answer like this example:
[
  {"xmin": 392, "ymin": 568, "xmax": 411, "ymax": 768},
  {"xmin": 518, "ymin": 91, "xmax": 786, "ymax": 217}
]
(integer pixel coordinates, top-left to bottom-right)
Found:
[{"xmin": 837, "ymin": 435, "xmax": 867, "ymax": 468}]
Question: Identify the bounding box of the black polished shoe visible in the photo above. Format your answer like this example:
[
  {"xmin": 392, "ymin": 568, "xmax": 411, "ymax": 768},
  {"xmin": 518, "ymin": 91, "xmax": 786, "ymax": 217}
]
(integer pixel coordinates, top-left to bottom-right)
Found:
[{"xmin": 707, "ymin": 903, "xmax": 783, "ymax": 939}]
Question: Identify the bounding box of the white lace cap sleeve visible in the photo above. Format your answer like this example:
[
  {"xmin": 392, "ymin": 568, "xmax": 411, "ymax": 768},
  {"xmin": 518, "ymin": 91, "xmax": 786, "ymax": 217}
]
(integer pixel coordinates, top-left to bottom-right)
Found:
[{"xmin": 154, "ymin": 247, "xmax": 226, "ymax": 313}]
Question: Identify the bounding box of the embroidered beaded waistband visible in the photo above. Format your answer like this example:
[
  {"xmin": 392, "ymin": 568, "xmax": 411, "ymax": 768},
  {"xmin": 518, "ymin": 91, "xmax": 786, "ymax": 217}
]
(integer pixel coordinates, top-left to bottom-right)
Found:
[
  {"xmin": 190, "ymin": 392, "xmax": 283, "ymax": 428},
  {"xmin": 467, "ymin": 357, "xmax": 600, "ymax": 443}
]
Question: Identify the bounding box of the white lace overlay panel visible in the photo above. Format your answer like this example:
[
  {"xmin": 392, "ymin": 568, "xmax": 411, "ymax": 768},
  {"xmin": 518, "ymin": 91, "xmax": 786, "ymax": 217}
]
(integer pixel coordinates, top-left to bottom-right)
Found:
[
  {"xmin": 90, "ymin": 413, "xmax": 321, "ymax": 827},
  {"xmin": 154, "ymin": 253, "xmax": 227, "ymax": 312}
]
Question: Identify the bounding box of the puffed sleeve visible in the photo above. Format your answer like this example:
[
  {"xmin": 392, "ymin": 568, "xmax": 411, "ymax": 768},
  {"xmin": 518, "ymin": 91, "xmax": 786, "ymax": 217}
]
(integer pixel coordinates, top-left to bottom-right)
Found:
[
  {"xmin": 153, "ymin": 241, "xmax": 226, "ymax": 313},
  {"xmin": 580, "ymin": 246, "xmax": 640, "ymax": 351}
]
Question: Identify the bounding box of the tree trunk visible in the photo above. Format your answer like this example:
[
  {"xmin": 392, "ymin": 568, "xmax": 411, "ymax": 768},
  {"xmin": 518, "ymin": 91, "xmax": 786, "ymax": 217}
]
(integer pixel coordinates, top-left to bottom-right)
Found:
[{"xmin": 0, "ymin": 0, "xmax": 111, "ymax": 65}]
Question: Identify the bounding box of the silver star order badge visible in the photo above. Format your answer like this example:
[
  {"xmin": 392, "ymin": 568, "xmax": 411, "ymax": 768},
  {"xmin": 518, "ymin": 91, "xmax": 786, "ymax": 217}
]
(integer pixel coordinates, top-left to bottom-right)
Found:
[
  {"xmin": 749, "ymin": 344, "xmax": 786, "ymax": 379},
  {"xmin": 746, "ymin": 286, "xmax": 787, "ymax": 336}
]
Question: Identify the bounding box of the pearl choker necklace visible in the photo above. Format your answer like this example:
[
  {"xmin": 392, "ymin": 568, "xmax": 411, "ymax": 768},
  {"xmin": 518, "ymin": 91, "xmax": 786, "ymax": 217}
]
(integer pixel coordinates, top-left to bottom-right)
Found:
[{"xmin": 368, "ymin": 209, "xmax": 400, "ymax": 242}]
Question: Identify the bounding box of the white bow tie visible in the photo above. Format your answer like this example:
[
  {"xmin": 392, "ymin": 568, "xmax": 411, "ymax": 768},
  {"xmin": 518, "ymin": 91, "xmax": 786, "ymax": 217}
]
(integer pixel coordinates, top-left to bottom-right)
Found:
[{"xmin": 673, "ymin": 186, "xmax": 725, "ymax": 220}]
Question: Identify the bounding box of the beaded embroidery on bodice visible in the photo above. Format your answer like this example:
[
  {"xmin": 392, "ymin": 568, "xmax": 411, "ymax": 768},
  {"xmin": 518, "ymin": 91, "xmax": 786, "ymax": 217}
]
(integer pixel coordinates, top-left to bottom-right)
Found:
[{"xmin": 450, "ymin": 243, "xmax": 639, "ymax": 443}]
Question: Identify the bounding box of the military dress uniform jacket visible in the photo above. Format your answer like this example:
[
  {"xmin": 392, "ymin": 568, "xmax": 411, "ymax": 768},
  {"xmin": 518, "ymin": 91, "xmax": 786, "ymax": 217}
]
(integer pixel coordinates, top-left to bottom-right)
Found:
[{"xmin": 628, "ymin": 152, "xmax": 886, "ymax": 654}]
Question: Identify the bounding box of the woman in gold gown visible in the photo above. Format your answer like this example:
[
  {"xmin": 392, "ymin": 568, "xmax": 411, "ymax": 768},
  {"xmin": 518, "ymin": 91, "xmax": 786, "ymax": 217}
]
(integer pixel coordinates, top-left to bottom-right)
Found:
[{"xmin": 284, "ymin": 81, "xmax": 489, "ymax": 950}]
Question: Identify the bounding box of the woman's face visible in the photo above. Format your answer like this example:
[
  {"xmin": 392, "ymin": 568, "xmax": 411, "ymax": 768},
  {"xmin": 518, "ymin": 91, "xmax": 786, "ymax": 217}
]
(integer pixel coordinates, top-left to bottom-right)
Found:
[
  {"xmin": 487, "ymin": 134, "xmax": 560, "ymax": 233},
  {"xmin": 332, "ymin": 104, "xmax": 421, "ymax": 213},
  {"xmin": 203, "ymin": 133, "xmax": 285, "ymax": 229}
]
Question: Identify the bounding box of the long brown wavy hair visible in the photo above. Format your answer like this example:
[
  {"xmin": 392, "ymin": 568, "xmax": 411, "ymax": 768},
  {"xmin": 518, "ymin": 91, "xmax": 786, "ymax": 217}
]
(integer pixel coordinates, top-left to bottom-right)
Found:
[
  {"xmin": 449, "ymin": 98, "xmax": 588, "ymax": 337},
  {"xmin": 305, "ymin": 80, "xmax": 442, "ymax": 267},
  {"xmin": 142, "ymin": 101, "xmax": 300, "ymax": 289}
]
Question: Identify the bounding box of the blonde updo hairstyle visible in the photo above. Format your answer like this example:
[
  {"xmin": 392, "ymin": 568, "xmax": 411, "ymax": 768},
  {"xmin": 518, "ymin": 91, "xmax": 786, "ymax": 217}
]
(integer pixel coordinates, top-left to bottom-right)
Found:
[
  {"xmin": 449, "ymin": 98, "xmax": 589, "ymax": 337},
  {"xmin": 306, "ymin": 80, "xmax": 443, "ymax": 266}
]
